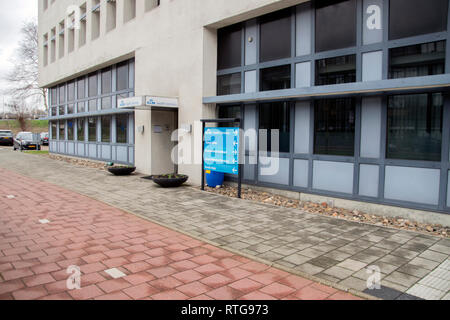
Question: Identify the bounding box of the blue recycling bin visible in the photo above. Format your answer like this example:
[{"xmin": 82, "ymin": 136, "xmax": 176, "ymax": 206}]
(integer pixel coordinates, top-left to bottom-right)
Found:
[{"xmin": 206, "ymin": 171, "xmax": 224, "ymax": 188}]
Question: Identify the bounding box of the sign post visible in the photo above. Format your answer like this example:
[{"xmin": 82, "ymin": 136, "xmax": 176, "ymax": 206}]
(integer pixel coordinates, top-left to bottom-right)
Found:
[{"xmin": 201, "ymin": 118, "xmax": 242, "ymax": 198}]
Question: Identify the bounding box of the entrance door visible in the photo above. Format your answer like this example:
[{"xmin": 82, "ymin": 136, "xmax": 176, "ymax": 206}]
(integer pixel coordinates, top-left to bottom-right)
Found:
[{"xmin": 151, "ymin": 109, "xmax": 178, "ymax": 175}]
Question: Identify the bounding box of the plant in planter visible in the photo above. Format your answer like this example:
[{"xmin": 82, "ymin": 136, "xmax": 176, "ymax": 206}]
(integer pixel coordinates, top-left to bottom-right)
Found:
[
  {"xmin": 106, "ymin": 163, "xmax": 136, "ymax": 176},
  {"xmin": 152, "ymin": 173, "xmax": 189, "ymax": 188}
]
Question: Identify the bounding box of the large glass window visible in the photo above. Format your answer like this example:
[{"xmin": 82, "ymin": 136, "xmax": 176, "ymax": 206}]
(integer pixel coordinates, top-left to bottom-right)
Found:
[
  {"xmin": 116, "ymin": 114, "xmax": 128, "ymax": 144},
  {"xmin": 217, "ymin": 24, "xmax": 242, "ymax": 70},
  {"xmin": 217, "ymin": 73, "xmax": 241, "ymax": 96},
  {"xmin": 77, "ymin": 118, "xmax": 85, "ymax": 141},
  {"xmin": 315, "ymin": 0, "xmax": 356, "ymax": 53},
  {"xmin": 387, "ymin": 93, "xmax": 443, "ymax": 162},
  {"xmin": 77, "ymin": 78, "xmax": 85, "ymax": 100},
  {"xmin": 88, "ymin": 117, "xmax": 97, "ymax": 142},
  {"xmin": 102, "ymin": 68, "xmax": 112, "ymax": 94},
  {"xmin": 260, "ymin": 65, "xmax": 291, "ymax": 91},
  {"xmin": 389, "ymin": 41, "xmax": 446, "ymax": 79},
  {"xmin": 116, "ymin": 61, "xmax": 128, "ymax": 91},
  {"xmin": 218, "ymin": 105, "xmax": 241, "ymax": 127},
  {"xmin": 67, "ymin": 120, "xmax": 74, "ymax": 141},
  {"xmin": 260, "ymin": 9, "xmax": 291, "ymax": 63},
  {"xmin": 67, "ymin": 104, "xmax": 74, "ymax": 114},
  {"xmin": 59, "ymin": 121, "xmax": 65, "ymax": 140},
  {"xmin": 59, "ymin": 85, "xmax": 66, "ymax": 103},
  {"xmin": 68, "ymin": 81, "xmax": 75, "ymax": 101},
  {"xmin": 51, "ymin": 88, "xmax": 57, "ymax": 106},
  {"xmin": 259, "ymin": 102, "xmax": 290, "ymax": 153},
  {"xmin": 51, "ymin": 122, "xmax": 57, "ymax": 139},
  {"xmin": 389, "ymin": 0, "xmax": 448, "ymax": 40},
  {"xmin": 314, "ymin": 98, "xmax": 355, "ymax": 156},
  {"xmin": 101, "ymin": 116, "xmax": 111, "ymax": 143},
  {"xmin": 88, "ymin": 73, "xmax": 97, "ymax": 97},
  {"xmin": 58, "ymin": 105, "xmax": 65, "ymax": 116},
  {"xmin": 316, "ymin": 54, "xmax": 356, "ymax": 86}
]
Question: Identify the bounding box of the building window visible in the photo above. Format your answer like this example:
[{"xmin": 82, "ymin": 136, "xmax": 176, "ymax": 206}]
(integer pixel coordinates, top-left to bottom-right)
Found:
[
  {"xmin": 259, "ymin": 102, "xmax": 290, "ymax": 153},
  {"xmin": 124, "ymin": 0, "xmax": 137, "ymax": 22},
  {"xmin": 59, "ymin": 105, "xmax": 65, "ymax": 116},
  {"xmin": 260, "ymin": 9, "xmax": 291, "ymax": 63},
  {"xmin": 389, "ymin": 41, "xmax": 446, "ymax": 79},
  {"xmin": 59, "ymin": 121, "xmax": 65, "ymax": 140},
  {"xmin": 101, "ymin": 68, "xmax": 112, "ymax": 110},
  {"xmin": 88, "ymin": 73, "xmax": 97, "ymax": 112},
  {"xmin": 78, "ymin": 78, "xmax": 85, "ymax": 100},
  {"xmin": 106, "ymin": 0, "xmax": 116, "ymax": 32},
  {"xmin": 314, "ymin": 98, "xmax": 356, "ymax": 157},
  {"xmin": 51, "ymin": 122, "xmax": 57, "ymax": 139},
  {"xmin": 387, "ymin": 93, "xmax": 443, "ymax": 162},
  {"xmin": 59, "ymin": 85, "xmax": 65, "ymax": 104},
  {"xmin": 116, "ymin": 114, "xmax": 128, "ymax": 144},
  {"xmin": 217, "ymin": 73, "xmax": 241, "ymax": 96},
  {"xmin": 315, "ymin": 0, "xmax": 356, "ymax": 53},
  {"xmin": 91, "ymin": 0, "xmax": 100, "ymax": 40},
  {"xmin": 218, "ymin": 105, "xmax": 241, "ymax": 127},
  {"xmin": 389, "ymin": 0, "xmax": 448, "ymax": 40},
  {"xmin": 260, "ymin": 65, "xmax": 291, "ymax": 92},
  {"xmin": 68, "ymin": 81, "xmax": 75, "ymax": 102},
  {"xmin": 88, "ymin": 117, "xmax": 97, "ymax": 142},
  {"xmin": 77, "ymin": 118, "xmax": 85, "ymax": 141},
  {"xmin": 67, "ymin": 120, "xmax": 74, "ymax": 140},
  {"xmin": 316, "ymin": 54, "xmax": 356, "ymax": 86},
  {"xmin": 117, "ymin": 62, "xmax": 128, "ymax": 91},
  {"xmin": 68, "ymin": 104, "xmax": 74, "ymax": 114},
  {"xmin": 101, "ymin": 116, "xmax": 111, "ymax": 143},
  {"xmin": 217, "ymin": 24, "xmax": 242, "ymax": 70}
]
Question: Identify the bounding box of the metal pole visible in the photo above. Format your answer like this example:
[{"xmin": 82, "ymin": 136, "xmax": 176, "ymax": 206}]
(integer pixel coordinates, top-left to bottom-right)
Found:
[
  {"xmin": 238, "ymin": 119, "xmax": 242, "ymax": 199},
  {"xmin": 201, "ymin": 121, "xmax": 205, "ymax": 191}
]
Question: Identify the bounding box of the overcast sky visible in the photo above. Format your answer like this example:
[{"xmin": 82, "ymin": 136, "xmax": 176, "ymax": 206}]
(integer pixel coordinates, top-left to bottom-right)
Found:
[{"xmin": 0, "ymin": 0, "xmax": 37, "ymax": 105}]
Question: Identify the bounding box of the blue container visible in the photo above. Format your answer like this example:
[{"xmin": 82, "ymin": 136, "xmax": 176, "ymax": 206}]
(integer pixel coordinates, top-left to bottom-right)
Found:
[{"xmin": 206, "ymin": 171, "xmax": 225, "ymax": 188}]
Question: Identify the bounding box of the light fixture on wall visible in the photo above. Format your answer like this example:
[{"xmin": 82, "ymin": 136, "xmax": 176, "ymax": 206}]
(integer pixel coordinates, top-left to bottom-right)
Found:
[
  {"xmin": 137, "ymin": 125, "xmax": 145, "ymax": 134},
  {"xmin": 248, "ymin": 36, "xmax": 254, "ymax": 43}
]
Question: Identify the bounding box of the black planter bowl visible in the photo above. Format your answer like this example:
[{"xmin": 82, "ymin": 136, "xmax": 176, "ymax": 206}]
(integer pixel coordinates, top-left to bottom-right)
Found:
[
  {"xmin": 107, "ymin": 166, "xmax": 136, "ymax": 176},
  {"xmin": 152, "ymin": 175, "xmax": 189, "ymax": 188}
]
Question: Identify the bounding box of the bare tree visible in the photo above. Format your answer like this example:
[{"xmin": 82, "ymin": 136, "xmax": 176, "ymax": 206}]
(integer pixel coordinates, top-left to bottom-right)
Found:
[
  {"xmin": 4, "ymin": 20, "xmax": 48, "ymax": 112},
  {"xmin": 9, "ymin": 101, "xmax": 31, "ymax": 131}
]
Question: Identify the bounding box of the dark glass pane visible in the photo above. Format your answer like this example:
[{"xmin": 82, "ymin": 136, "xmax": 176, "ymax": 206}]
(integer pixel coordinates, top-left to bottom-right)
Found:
[
  {"xmin": 88, "ymin": 117, "xmax": 97, "ymax": 142},
  {"xmin": 217, "ymin": 73, "xmax": 241, "ymax": 96},
  {"xmin": 67, "ymin": 120, "xmax": 74, "ymax": 141},
  {"xmin": 260, "ymin": 9, "xmax": 291, "ymax": 63},
  {"xmin": 68, "ymin": 81, "xmax": 75, "ymax": 101},
  {"xmin": 315, "ymin": 0, "xmax": 356, "ymax": 52},
  {"xmin": 389, "ymin": 41, "xmax": 446, "ymax": 79},
  {"xmin": 77, "ymin": 102, "xmax": 85, "ymax": 113},
  {"xmin": 117, "ymin": 61, "xmax": 128, "ymax": 91},
  {"xmin": 387, "ymin": 93, "xmax": 443, "ymax": 161},
  {"xmin": 51, "ymin": 107, "xmax": 57, "ymax": 116},
  {"xmin": 58, "ymin": 105, "xmax": 65, "ymax": 116},
  {"xmin": 260, "ymin": 65, "xmax": 291, "ymax": 91},
  {"xmin": 67, "ymin": 104, "xmax": 74, "ymax": 114},
  {"xmin": 101, "ymin": 97, "xmax": 111, "ymax": 110},
  {"xmin": 101, "ymin": 116, "xmax": 111, "ymax": 143},
  {"xmin": 77, "ymin": 118, "xmax": 85, "ymax": 141},
  {"xmin": 217, "ymin": 24, "xmax": 242, "ymax": 70},
  {"xmin": 88, "ymin": 73, "xmax": 97, "ymax": 97},
  {"xmin": 259, "ymin": 102, "xmax": 290, "ymax": 153},
  {"xmin": 389, "ymin": 0, "xmax": 448, "ymax": 40},
  {"xmin": 218, "ymin": 105, "xmax": 241, "ymax": 127},
  {"xmin": 102, "ymin": 68, "xmax": 112, "ymax": 94},
  {"xmin": 51, "ymin": 122, "xmax": 57, "ymax": 139},
  {"xmin": 316, "ymin": 54, "xmax": 356, "ymax": 86},
  {"xmin": 314, "ymin": 98, "xmax": 355, "ymax": 156},
  {"xmin": 59, "ymin": 121, "xmax": 65, "ymax": 140},
  {"xmin": 116, "ymin": 114, "xmax": 128, "ymax": 144},
  {"xmin": 59, "ymin": 85, "xmax": 66, "ymax": 103},
  {"xmin": 51, "ymin": 88, "xmax": 57, "ymax": 105},
  {"xmin": 77, "ymin": 78, "xmax": 85, "ymax": 99},
  {"xmin": 89, "ymin": 99, "xmax": 97, "ymax": 112}
]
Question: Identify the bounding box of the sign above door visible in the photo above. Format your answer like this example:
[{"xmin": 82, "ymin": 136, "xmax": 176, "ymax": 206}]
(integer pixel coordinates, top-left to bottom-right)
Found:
[{"xmin": 118, "ymin": 96, "xmax": 179, "ymax": 109}]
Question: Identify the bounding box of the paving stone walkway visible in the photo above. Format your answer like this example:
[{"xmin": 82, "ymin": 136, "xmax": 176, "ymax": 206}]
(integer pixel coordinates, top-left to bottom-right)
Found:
[
  {"xmin": 0, "ymin": 149, "xmax": 449, "ymax": 300},
  {"xmin": 0, "ymin": 167, "xmax": 359, "ymax": 300}
]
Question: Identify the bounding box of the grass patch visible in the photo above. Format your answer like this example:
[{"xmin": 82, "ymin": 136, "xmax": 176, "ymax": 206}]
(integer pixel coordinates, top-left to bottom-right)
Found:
[{"xmin": 23, "ymin": 150, "xmax": 49, "ymax": 155}]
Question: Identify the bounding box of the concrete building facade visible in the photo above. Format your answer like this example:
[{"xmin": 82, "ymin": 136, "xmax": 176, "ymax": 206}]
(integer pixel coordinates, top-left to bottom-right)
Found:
[{"xmin": 39, "ymin": 0, "xmax": 450, "ymax": 223}]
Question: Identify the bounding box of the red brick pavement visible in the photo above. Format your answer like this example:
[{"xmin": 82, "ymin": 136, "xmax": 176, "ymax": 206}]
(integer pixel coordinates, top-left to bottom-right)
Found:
[{"xmin": 0, "ymin": 168, "xmax": 362, "ymax": 300}]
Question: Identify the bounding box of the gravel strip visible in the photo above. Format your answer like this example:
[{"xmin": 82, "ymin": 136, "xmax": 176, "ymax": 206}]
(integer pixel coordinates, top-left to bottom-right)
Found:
[{"xmin": 204, "ymin": 185, "xmax": 450, "ymax": 239}]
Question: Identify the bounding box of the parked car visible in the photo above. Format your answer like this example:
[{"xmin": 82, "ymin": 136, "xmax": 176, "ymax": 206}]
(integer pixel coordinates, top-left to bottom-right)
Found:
[
  {"xmin": 40, "ymin": 132, "xmax": 49, "ymax": 146},
  {"xmin": 13, "ymin": 132, "xmax": 41, "ymax": 151},
  {"xmin": 0, "ymin": 130, "xmax": 14, "ymax": 146}
]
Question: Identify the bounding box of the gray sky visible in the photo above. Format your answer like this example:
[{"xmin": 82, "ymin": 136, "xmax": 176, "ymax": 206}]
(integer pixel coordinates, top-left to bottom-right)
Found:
[{"xmin": 0, "ymin": 0, "xmax": 37, "ymax": 104}]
